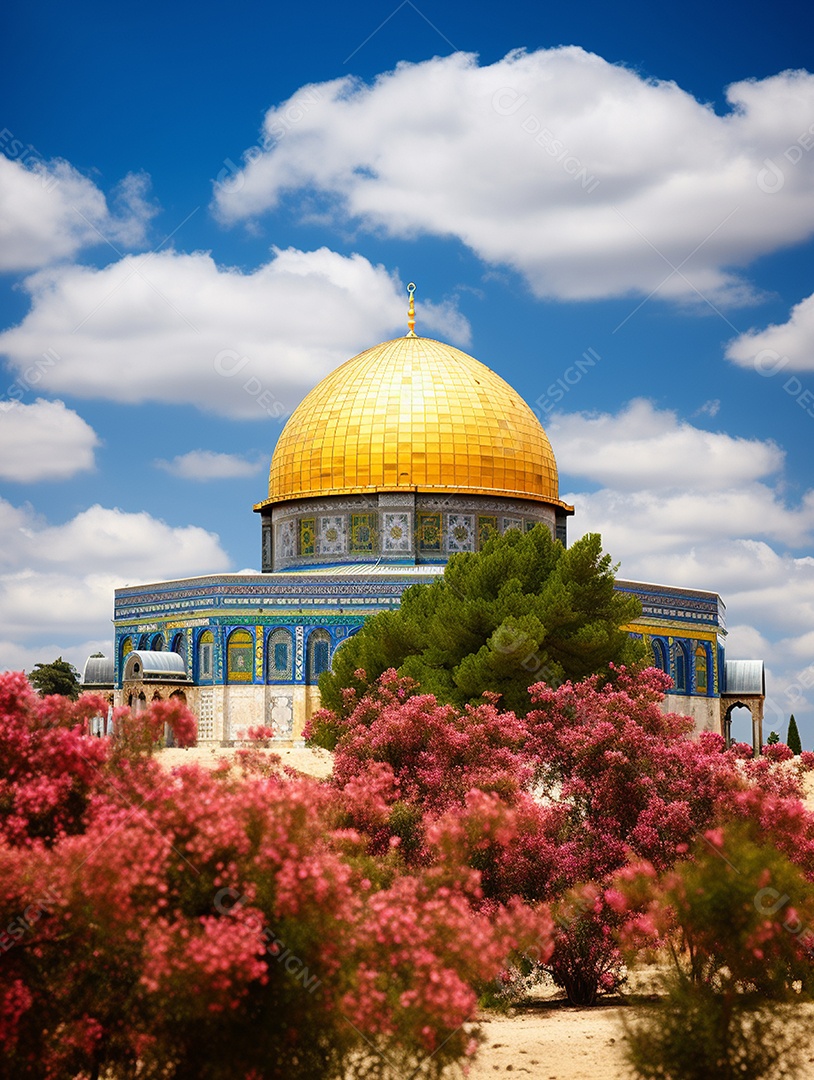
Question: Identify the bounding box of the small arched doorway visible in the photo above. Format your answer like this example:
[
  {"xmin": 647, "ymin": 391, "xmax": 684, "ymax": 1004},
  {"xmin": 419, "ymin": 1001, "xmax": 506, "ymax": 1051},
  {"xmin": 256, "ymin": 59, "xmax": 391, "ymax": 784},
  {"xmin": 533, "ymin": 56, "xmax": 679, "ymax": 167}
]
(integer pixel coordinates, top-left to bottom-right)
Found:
[{"xmin": 724, "ymin": 703, "xmax": 754, "ymax": 749}]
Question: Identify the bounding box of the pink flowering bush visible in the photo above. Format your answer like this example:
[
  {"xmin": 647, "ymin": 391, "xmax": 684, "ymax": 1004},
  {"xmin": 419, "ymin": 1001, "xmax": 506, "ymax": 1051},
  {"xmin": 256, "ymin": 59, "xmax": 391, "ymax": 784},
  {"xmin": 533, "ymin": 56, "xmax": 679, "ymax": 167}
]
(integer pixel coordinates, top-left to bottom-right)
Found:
[
  {"xmin": 0, "ymin": 671, "xmax": 532, "ymax": 1079},
  {"xmin": 762, "ymin": 740, "xmax": 795, "ymax": 763},
  {"xmin": 616, "ymin": 820, "xmax": 814, "ymax": 1078},
  {"xmin": 0, "ymin": 672, "xmax": 111, "ymax": 846},
  {"xmin": 112, "ymin": 694, "xmax": 198, "ymax": 758},
  {"xmin": 247, "ymin": 722, "xmax": 276, "ymax": 747},
  {"xmin": 318, "ymin": 665, "xmax": 814, "ymax": 1006}
]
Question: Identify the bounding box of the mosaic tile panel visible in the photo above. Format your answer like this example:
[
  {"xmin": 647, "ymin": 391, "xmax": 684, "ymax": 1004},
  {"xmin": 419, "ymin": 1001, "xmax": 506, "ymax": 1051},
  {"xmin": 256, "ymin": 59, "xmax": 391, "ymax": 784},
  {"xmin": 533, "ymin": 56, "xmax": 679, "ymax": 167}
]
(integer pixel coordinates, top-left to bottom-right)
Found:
[
  {"xmin": 416, "ymin": 513, "xmax": 441, "ymax": 553},
  {"xmin": 254, "ymin": 626, "xmax": 263, "ymax": 679},
  {"xmin": 383, "ymin": 512, "xmax": 411, "ymax": 552},
  {"xmin": 277, "ymin": 519, "xmax": 296, "ymax": 559},
  {"xmin": 295, "ymin": 625, "xmax": 304, "ymax": 680},
  {"xmin": 502, "ymin": 517, "xmax": 522, "ymax": 533},
  {"xmin": 447, "ymin": 514, "xmax": 475, "ymax": 552},
  {"xmin": 477, "ymin": 515, "xmax": 498, "ymax": 549},
  {"xmin": 317, "ymin": 515, "xmax": 347, "ymax": 556},
  {"xmin": 262, "ymin": 525, "xmax": 272, "ymax": 569},
  {"xmin": 350, "ymin": 513, "xmax": 375, "ymax": 553},
  {"xmin": 299, "ymin": 517, "xmax": 316, "ymax": 556}
]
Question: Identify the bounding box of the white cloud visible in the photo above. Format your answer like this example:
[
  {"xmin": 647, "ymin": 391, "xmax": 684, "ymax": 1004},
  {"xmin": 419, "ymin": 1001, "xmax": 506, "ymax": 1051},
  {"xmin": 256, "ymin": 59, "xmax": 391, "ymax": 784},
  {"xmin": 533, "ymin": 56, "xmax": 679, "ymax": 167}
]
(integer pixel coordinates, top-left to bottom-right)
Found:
[
  {"xmin": 566, "ymin": 487, "xmax": 814, "ymax": 560},
  {"xmin": 0, "ymin": 398, "xmax": 99, "ymax": 481},
  {"xmin": 0, "ymin": 154, "xmax": 156, "ymax": 272},
  {"xmin": 212, "ymin": 50, "xmax": 814, "ymax": 304},
  {"xmin": 155, "ymin": 450, "xmax": 266, "ymax": 480},
  {"xmin": 553, "ymin": 399, "xmax": 814, "ymax": 733},
  {"xmin": 0, "ymin": 638, "xmax": 111, "ymax": 680},
  {"xmin": 0, "ymin": 498, "xmax": 230, "ymax": 665},
  {"xmin": 726, "ymin": 292, "xmax": 814, "ymax": 373},
  {"xmin": 0, "ymin": 247, "xmax": 470, "ymax": 418},
  {"xmin": 550, "ymin": 399, "xmax": 784, "ymax": 491}
]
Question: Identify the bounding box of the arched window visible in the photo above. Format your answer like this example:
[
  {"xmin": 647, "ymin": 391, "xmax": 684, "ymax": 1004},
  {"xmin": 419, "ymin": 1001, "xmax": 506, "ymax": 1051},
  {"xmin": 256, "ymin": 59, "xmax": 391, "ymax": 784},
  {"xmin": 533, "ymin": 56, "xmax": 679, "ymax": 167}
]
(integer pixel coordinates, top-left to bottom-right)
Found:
[
  {"xmin": 227, "ymin": 629, "xmax": 254, "ymax": 683},
  {"xmin": 651, "ymin": 639, "xmax": 668, "ymax": 672},
  {"xmin": 198, "ymin": 630, "xmax": 214, "ymax": 683},
  {"xmin": 120, "ymin": 637, "xmax": 133, "ymax": 669},
  {"xmin": 695, "ymin": 645, "xmax": 708, "ymax": 695},
  {"xmin": 672, "ymin": 642, "xmax": 688, "ymax": 693},
  {"xmin": 151, "ymin": 634, "xmax": 165, "ymax": 652},
  {"xmin": 306, "ymin": 629, "xmax": 331, "ymax": 684},
  {"xmin": 266, "ymin": 628, "xmax": 293, "ymax": 681},
  {"xmin": 171, "ymin": 632, "xmax": 185, "ymax": 656}
]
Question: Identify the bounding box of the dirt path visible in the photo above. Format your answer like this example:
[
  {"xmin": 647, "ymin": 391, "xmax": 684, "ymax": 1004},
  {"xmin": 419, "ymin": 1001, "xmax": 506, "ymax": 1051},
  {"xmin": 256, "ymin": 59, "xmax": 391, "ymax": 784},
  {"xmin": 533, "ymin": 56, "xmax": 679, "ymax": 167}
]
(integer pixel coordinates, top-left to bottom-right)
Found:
[{"xmin": 470, "ymin": 1004, "xmax": 631, "ymax": 1079}]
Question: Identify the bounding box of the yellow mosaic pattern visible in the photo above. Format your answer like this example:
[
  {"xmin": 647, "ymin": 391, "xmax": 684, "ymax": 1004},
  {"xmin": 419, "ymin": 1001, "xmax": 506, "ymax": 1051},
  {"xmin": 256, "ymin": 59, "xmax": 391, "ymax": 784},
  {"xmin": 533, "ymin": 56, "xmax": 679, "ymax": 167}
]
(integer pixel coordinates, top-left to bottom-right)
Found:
[{"xmin": 261, "ymin": 336, "xmax": 565, "ymax": 506}]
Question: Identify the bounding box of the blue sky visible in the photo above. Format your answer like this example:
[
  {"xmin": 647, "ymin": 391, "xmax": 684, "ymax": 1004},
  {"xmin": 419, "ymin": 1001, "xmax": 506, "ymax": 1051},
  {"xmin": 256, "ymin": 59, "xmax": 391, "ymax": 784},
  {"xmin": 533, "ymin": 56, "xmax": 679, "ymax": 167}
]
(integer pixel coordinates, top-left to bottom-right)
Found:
[{"xmin": 1, "ymin": 0, "xmax": 813, "ymax": 745}]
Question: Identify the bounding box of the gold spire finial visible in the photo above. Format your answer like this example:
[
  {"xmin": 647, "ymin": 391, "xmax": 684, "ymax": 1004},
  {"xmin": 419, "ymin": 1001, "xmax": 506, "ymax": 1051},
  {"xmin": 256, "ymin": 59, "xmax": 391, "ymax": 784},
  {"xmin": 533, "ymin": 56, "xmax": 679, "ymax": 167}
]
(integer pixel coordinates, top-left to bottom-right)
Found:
[{"xmin": 406, "ymin": 282, "xmax": 416, "ymax": 337}]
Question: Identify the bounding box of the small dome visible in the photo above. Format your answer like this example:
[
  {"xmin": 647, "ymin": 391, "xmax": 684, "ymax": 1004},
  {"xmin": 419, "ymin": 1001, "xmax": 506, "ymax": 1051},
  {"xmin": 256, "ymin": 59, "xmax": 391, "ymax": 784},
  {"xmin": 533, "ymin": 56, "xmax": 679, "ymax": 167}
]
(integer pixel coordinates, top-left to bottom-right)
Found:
[
  {"xmin": 82, "ymin": 654, "xmax": 114, "ymax": 686},
  {"xmin": 259, "ymin": 335, "xmax": 565, "ymax": 509}
]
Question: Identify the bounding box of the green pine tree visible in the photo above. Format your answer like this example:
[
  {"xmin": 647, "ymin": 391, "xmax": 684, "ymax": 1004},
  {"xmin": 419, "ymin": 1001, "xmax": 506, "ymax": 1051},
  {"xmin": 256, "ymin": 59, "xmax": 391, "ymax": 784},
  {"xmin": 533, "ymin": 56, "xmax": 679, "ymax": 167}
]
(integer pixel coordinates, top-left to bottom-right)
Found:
[
  {"xmin": 767, "ymin": 731, "xmax": 779, "ymax": 745},
  {"xmin": 787, "ymin": 714, "xmax": 802, "ymax": 755},
  {"xmin": 28, "ymin": 657, "xmax": 81, "ymax": 700},
  {"xmin": 319, "ymin": 527, "xmax": 644, "ymax": 721}
]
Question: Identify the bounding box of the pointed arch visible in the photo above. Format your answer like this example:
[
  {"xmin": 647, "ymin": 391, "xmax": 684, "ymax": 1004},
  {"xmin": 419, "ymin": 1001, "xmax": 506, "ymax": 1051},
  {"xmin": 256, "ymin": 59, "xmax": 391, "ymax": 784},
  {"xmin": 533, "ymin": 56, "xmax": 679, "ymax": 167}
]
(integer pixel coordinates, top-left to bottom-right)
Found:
[
  {"xmin": 672, "ymin": 641, "xmax": 688, "ymax": 693},
  {"xmin": 651, "ymin": 638, "xmax": 668, "ymax": 673},
  {"xmin": 197, "ymin": 630, "xmax": 214, "ymax": 684},
  {"xmin": 266, "ymin": 628, "xmax": 293, "ymax": 682},
  {"xmin": 227, "ymin": 628, "xmax": 253, "ymax": 683},
  {"xmin": 695, "ymin": 644, "xmax": 709, "ymax": 695},
  {"xmin": 306, "ymin": 628, "xmax": 331, "ymax": 684}
]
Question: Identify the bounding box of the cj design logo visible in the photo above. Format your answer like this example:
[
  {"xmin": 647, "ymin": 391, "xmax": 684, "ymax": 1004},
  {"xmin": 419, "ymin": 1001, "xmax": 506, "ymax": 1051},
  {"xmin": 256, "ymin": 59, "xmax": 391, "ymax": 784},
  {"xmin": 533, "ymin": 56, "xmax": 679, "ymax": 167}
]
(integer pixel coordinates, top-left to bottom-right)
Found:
[
  {"xmin": 753, "ymin": 349, "xmax": 789, "ymax": 378},
  {"xmin": 757, "ymin": 123, "xmax": 814, "ymax": 194},
  {"xmin": 757, "ymin": 158, "xmax": 785, "ymax": 194}
]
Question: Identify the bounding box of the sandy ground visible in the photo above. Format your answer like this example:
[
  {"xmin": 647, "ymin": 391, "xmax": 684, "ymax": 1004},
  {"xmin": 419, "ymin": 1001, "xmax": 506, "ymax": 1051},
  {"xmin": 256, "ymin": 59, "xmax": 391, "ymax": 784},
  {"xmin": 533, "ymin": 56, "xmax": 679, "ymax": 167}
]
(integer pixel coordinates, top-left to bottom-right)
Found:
[
  {"xmin": 156, "ymin": 743, "xmax": 334, "ymax": 779},
  {"xmin": 470, "ymin": 1004, "xmax": 630, "ymax": 1079},
  {"xmin": 154, "ymin": 747, "xmax": 814, "ymax": 1078}
]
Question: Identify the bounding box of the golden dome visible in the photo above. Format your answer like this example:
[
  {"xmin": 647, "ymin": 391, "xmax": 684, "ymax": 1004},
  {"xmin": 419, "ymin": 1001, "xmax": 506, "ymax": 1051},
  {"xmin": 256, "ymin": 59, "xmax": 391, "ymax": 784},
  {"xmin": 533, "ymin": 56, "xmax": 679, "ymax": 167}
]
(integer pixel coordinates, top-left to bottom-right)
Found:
[{"xmin": 258, "ymin": 334, "xmax": 568, "ymax": 508}]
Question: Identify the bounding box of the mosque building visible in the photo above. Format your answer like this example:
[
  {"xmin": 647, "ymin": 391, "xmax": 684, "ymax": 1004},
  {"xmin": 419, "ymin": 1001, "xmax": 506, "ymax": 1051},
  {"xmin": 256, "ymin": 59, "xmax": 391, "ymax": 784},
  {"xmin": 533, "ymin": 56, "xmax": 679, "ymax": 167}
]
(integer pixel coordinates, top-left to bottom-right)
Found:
[{"xmin": 106, "ymin": 287, "xmax": 765, "ymax": 748}]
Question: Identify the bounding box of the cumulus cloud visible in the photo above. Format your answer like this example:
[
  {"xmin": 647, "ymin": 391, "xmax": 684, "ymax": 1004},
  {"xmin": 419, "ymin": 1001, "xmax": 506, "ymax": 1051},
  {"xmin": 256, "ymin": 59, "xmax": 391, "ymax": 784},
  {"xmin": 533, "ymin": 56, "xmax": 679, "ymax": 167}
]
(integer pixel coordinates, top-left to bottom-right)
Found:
[
  {"xmin": 0, "ymin": 247, "xmax": 470, "ymax": 418},
  {"xmin": 0, "ymin": 399, "xmax": 99, "ymax": 481},
  {"xmin": 0, "ymin": 498, "xmax": 230, "ymax": 665},
  {"xmin": 726, "ymin": 292, "xmax": 814, "ymax": 373},
  {"xmin": 0, "ymin": 153, "xmax": 157, "ymax": 272},
  {"xmin": 549, "ymin": 399, "xmax": 784, "ymax": 491},
  {"xmin": 211, "ymin": 50, "xmax": 814, "ymax": 304},
  {"xmin": 555, "ymin": 400, "xmax": 814, "ymax": 731},
  {"xmin": 155, "ymin": 450, "xmax": 266, "ymax": 480},
  {"xmin": 0, "ymin": 638, "xmax": 112, "ymax": 680}
]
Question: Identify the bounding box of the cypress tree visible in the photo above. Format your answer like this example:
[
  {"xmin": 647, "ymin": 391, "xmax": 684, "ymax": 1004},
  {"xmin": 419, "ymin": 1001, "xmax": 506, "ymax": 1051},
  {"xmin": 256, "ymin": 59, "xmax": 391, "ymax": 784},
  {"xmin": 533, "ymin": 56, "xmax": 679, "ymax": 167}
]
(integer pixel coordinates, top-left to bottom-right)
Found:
[{"xmin": 787, "ymin": 714, "xmax": 802, "ymax": 755}]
